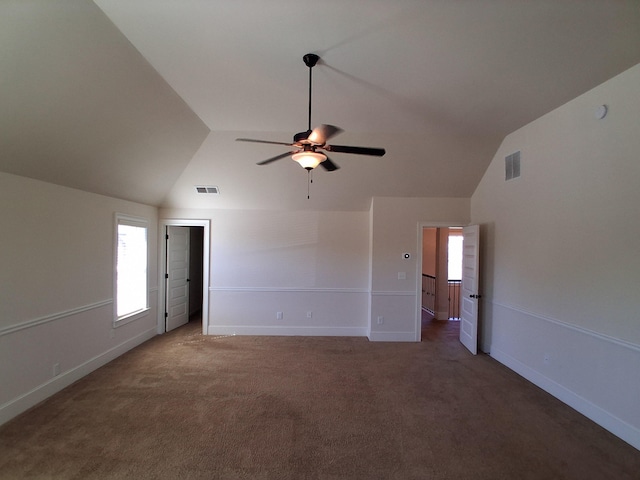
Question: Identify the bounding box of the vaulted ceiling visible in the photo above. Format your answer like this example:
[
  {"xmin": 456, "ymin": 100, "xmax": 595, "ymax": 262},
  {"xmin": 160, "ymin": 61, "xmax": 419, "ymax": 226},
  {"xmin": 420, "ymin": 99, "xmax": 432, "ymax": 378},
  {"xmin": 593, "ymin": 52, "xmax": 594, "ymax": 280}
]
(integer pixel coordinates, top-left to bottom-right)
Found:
[{"xmin": 3, "ymin": 1, "xmax": 640, "ymax": 210}]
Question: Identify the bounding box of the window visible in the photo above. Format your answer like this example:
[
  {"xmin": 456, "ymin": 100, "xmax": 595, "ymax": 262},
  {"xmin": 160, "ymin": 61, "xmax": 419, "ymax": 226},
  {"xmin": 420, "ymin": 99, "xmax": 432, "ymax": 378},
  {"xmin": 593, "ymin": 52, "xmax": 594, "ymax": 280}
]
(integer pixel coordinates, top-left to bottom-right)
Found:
[
  {"xmin": 115, "ymin": 214, "xmax": 149, "ymax": 324},
  {"xmin": 448, "ymin": 234, "xmax": 463, "ymax": 281}
]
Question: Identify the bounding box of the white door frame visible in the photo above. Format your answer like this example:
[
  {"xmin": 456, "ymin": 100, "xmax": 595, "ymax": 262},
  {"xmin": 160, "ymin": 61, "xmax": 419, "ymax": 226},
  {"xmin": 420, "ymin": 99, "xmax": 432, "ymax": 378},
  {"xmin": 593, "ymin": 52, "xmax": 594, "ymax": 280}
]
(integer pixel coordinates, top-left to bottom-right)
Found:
[
  {"xmin": 415, "ymin": 221, "xmax": 464, "ymax": 341},
  {"xmin": 159, "ymin": 219, "xmax": 210, "ymax": 335}
]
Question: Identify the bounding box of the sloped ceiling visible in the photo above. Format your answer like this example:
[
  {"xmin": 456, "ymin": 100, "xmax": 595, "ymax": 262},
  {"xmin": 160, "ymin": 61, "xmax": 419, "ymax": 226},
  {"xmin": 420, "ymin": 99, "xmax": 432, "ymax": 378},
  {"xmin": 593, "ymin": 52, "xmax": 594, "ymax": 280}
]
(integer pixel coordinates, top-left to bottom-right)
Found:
[
  {"xmin": 0, "ymin": 0, "xmax": 209, "ymax": 206},
  {"xmin": 2, "ymin": 1, "xmax": 640, "ymax": 210}
]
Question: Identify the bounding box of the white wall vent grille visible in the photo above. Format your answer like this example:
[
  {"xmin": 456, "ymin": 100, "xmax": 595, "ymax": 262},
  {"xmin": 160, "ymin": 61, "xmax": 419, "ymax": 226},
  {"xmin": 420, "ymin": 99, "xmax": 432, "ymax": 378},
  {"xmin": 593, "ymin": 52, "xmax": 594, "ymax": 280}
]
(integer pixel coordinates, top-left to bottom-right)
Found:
[
  {"xmin": 195, "ymin": 185, "xmax": 219, "ymax": 194},
  {"xmin": 505, "ymin": 151, "xmax": 521, "ymax": 181}
]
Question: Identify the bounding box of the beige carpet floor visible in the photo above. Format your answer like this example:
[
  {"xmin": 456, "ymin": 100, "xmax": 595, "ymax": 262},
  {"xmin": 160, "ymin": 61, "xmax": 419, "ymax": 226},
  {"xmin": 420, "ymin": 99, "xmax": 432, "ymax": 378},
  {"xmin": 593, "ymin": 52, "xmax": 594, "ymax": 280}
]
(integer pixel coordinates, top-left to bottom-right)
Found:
[{"xmin": 1, "ymin": 317, "xmax": 638, "ymax": 479}]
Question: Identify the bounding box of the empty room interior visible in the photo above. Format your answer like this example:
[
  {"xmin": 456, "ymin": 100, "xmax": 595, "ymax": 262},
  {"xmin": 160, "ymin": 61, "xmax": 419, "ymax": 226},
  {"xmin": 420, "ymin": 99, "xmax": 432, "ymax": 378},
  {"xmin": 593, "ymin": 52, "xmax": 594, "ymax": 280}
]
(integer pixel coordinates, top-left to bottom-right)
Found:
[{"xmin": 1, "ymin": 0, "xmax": 640, "ymax": 477}]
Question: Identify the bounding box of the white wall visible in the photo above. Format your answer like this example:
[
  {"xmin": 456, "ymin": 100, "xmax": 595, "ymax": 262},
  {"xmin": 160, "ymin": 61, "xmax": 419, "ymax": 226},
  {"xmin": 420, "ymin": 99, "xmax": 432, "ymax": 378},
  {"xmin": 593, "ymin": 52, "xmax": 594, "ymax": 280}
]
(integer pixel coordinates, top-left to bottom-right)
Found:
[
  {"xmin": 0, "ymin": 173, "xmax": 158, "ymax": 426},
  {"xmin": 421, "ymin": 228, "xmax": 437, "ymax": 276},
  {"xmin": 369, "ymin": 197, "xmax": 470, "ymax": 341},
  {"xmin": 162, "ymin": 198, "xmax": 470, "ymax": 341},
  {"xmin": 471, "ymin": 64, "xmax": 640, "ymax": 449},
  {"xmin": 161, "ymin": 208, "xmax": 371, "ymax": 336}
]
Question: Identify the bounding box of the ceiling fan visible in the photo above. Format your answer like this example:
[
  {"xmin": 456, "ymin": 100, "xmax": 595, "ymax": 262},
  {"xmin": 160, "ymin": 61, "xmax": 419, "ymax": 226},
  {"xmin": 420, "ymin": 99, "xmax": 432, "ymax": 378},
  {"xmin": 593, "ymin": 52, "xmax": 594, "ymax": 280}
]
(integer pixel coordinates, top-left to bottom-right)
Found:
[{"xmin": 236, "ymin": 53, "xmax": 386, "ymax": 171}]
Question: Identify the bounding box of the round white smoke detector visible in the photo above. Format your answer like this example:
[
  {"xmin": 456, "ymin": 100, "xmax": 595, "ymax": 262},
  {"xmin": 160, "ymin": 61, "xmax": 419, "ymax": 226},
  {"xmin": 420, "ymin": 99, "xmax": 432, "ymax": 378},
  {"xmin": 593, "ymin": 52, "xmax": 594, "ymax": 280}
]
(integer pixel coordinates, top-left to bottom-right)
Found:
[{"xmin": 595, "ymin": 104, "xmax": 608, "ymax": 120}]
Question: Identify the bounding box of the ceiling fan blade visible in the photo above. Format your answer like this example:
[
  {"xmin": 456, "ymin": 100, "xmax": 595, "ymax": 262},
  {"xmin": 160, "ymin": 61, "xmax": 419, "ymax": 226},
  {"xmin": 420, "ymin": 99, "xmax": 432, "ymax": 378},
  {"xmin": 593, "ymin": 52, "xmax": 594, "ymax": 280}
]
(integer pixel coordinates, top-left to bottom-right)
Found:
[
  {"xmin": 320, "ymin": 157, "xmax": 340, "ymax": 172},
  {"xmin": 307, "ymin": 124, "xmax": 343, "ymax": 145},
  {"xmin": 325, "ymin": 144, "xmax": 386, "ymax": 156},
  {"xmin": 236, "ymin": 138, "xmax": 295, "ymax": 147},
  {"xmin": 256, "ymin": 151, "xmax": 297, "ymax": 165}
]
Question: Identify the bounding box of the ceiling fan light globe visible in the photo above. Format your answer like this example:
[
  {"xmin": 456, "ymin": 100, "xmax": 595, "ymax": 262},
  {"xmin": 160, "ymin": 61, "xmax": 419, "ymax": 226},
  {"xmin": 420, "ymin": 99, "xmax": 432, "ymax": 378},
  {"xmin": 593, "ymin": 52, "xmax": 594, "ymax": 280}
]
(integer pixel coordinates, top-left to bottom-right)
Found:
[{"xmin": 292, "ymin": 151, "xmax": 326, "ymax": 170}]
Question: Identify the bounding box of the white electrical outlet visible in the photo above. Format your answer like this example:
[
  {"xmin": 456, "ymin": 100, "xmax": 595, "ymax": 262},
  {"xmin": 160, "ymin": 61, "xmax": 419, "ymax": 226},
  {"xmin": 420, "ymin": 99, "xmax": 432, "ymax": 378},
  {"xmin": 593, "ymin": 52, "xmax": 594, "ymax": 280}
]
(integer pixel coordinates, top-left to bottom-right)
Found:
[
  {"xmin": 53, "ymin": 363, "xmax": 60, "ymax": 377},
  {"xmin": 398, "ymin": 272, "xmax": 406, "ymax": 280},
  {"xmin": 377, "ymin": 316, "xmax": 384, "ymax": 325},
  {"xmin": 543, "ymin": 353, "xmax": 550, "ymax": 365},
  {"xmin": 307, "ymin": 311, "xmax": 313, "ymax": 319},
  {"xmin": 276, "ymin": 311, "xmax": 283, "ymax": 320}
]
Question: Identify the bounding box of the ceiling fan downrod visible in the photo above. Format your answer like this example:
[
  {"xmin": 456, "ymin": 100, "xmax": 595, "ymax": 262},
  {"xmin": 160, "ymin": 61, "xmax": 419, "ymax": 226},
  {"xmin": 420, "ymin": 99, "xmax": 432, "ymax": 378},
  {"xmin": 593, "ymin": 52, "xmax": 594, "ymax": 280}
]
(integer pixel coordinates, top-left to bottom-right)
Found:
[{"xmin": 303, "ymin": 53, "xmax": 320, "ymax": 132}]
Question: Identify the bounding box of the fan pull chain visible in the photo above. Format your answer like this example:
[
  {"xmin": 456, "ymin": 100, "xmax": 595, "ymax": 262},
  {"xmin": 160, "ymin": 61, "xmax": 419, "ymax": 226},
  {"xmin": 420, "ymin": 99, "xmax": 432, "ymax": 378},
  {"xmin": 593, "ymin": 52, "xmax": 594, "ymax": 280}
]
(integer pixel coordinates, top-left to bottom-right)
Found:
[{"xmin": 307, "ymin": 170, "xmax": 313, "ymax": 199}]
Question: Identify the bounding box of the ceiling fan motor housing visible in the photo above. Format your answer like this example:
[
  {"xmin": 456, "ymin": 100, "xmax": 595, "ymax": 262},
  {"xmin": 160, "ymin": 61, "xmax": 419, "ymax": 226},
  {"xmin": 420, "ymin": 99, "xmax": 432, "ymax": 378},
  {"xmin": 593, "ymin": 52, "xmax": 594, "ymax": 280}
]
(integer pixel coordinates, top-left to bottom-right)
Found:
[{"xmin": 294, "ymin": 130, "xmax": 313, "ymax": 143}]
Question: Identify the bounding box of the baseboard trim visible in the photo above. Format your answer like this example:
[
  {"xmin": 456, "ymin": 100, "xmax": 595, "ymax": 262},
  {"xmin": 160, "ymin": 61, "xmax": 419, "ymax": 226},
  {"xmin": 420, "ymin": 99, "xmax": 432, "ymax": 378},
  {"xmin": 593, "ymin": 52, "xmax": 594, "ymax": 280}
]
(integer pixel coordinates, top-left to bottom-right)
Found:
[
  {"xmin": 371, "ymin": 291, "xmax": 416, "ymax": 297},
  {"xmin": 368, "ymin": 331, "xmax": 416, "ymax": 342},
  {"xmin": 207, "ymin": 325, "xmax": 367, "ymax": 337},
  {"xmin": 0, "ymin": 326, "xmax": 157, "ymax": 427},
  {"xmin": 491, "ymin": 347, "xmax": 640, "ymax": 451}
]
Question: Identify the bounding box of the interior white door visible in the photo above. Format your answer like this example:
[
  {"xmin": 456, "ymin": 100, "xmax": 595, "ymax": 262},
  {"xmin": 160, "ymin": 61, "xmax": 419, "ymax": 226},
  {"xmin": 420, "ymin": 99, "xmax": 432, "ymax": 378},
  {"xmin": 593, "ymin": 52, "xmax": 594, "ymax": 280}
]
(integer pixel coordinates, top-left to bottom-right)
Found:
[
  {"xmin": 166, "ymin": 226, "xmax": 190, "ymax": 332},
  {"xmin": 459, "ymin": 224, "xmax": 480, "ymax": 355}
]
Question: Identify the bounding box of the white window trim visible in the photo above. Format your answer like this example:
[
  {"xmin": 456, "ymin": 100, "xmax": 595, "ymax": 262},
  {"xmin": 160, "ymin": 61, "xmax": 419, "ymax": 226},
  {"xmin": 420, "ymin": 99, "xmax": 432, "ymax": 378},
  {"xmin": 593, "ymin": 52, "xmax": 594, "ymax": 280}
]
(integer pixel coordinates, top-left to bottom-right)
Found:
[{"xmin": 114, "ymin": 213, "xmax": 150, "ymax": 327}]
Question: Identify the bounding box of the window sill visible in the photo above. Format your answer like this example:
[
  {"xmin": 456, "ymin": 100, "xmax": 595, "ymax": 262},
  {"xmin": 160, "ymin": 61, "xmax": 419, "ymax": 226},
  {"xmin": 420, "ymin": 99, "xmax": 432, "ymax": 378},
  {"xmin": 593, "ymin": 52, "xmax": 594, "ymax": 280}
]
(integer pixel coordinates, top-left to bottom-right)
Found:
[{"xmin": 114, "ymin": 307, "xmax": 150, "ymax": 328}]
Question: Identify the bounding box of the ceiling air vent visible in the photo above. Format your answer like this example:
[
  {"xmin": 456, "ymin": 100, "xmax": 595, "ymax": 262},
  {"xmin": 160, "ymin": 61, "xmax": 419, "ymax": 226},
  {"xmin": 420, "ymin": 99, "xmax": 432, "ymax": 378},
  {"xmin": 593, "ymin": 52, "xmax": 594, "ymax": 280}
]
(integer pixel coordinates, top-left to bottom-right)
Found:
[
  {"xmin": 505, "ymin": 151, "xmax": 521, "ymax": 181},
  {"xmin": 195, "ymin": 185, "xmax": 219, "ymax": 194}
]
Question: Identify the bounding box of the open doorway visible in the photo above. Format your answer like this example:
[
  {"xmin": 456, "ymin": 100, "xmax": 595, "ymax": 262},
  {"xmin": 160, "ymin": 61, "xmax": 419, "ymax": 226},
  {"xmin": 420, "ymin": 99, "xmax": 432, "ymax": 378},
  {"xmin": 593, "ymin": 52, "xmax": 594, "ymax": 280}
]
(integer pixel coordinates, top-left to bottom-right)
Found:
[
  {"xmin": 417, "ymin": 225, "xmax": 463, "ymax": 341},
  {"xmin": 159, "ymin": 219, "xmax": 210, "ymax": 336},
  {"xmin": 187, "ymin": 226, "xmax": 204, "ymax": 324},
  {"xmin": 165, "ymin": 226, "xmax": 204, "ymax": 332}
]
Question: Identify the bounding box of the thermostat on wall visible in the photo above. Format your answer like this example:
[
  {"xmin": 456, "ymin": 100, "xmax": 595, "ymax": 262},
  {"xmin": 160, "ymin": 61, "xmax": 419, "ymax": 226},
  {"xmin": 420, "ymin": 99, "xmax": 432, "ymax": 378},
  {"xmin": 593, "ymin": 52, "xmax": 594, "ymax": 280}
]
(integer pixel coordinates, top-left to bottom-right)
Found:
[{"xmin": 403, "ymin": 253, "xmax": 411, "ymax": 259}]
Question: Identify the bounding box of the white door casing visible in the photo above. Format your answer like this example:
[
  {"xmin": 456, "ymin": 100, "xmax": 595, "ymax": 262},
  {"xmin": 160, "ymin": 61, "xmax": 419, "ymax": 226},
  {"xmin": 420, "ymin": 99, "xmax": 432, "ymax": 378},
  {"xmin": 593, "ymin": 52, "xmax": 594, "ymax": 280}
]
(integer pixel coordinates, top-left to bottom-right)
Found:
[
  {"xmin": 460, "ymin": 224, "xmax": 480, "ymax": 354},
  {"xmin": 165, "ymin": 226, "xmax": 190, "ymax": 332}
]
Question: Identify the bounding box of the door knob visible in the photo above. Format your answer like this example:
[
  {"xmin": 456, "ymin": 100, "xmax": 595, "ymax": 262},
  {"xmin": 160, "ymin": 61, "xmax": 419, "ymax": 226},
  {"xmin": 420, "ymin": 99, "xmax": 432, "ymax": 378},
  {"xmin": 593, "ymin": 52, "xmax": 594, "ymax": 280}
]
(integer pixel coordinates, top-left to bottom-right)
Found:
[{"xmin": 469, "ymin": 294, "xmax": 482, "ymax": 299}]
